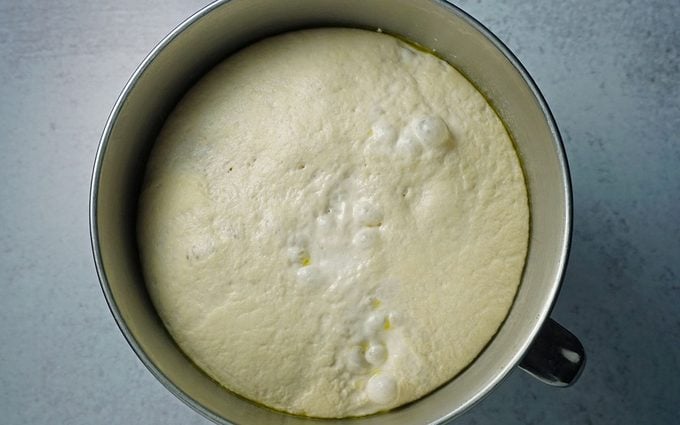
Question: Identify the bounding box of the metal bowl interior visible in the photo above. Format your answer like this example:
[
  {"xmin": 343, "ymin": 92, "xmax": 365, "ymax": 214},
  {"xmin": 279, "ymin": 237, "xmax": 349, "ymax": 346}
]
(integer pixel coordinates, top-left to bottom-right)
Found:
[{"xmin": 90, "ymin": 0, "xmax": 571, "ymax": 424}]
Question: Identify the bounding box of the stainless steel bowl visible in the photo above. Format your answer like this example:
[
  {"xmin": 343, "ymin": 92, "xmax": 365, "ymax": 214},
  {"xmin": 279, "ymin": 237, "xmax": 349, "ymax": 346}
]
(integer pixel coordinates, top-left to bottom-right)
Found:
[{"xmin": 90, "ymin": 0, "xmax": 585, "ymax": 423}]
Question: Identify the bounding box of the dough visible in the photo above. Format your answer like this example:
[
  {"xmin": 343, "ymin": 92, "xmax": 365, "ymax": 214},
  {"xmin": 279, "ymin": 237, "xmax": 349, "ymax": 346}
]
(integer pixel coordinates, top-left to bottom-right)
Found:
[{"xmin": 138, "ymin": 28, "xmax": 529, "ymax": 418}]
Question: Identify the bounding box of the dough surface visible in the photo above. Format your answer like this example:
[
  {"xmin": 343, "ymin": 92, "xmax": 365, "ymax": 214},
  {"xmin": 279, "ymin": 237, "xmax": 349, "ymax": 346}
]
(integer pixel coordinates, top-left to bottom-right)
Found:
[{"xmin": 138, "ymin": 28, "xmax": 529, "ymax": 418}]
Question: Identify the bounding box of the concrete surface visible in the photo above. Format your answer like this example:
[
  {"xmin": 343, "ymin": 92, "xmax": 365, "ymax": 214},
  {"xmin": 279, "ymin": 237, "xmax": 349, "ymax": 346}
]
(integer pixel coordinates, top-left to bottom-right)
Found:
[{"xmin": 1, "ymin": 0, "xmax": 678, "ymax": 424}]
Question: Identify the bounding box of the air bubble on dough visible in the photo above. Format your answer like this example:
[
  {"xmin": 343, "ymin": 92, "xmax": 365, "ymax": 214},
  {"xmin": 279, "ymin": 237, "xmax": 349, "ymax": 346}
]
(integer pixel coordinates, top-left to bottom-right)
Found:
[
  {"xmin": 364, "ymin": 313, "xmax": 385, "ymax": 336},
  {"xmin": 370, "ymin": 121, "xmax": 398, "ymax": 145},
  {"xmin": 347, "ymin": 346, "xmax": 367, "ymax": 371},
  {"xmin": 365, "ymin": 343, "xmax": 387, "ymax": 366},
  {"xmin": 296, "ymin": 266, "xmax": 323, "ymax": 285},
  {"xmin": 395, "ymin": 134, "xmax": 422, "ymax": 159},
  {"xmin": 366, "ymin": 373, "xmax": 398, "ymax": 404},
  {"xmin": 412, "ymin": 116, "xmax": 450, "ymax": 148}
]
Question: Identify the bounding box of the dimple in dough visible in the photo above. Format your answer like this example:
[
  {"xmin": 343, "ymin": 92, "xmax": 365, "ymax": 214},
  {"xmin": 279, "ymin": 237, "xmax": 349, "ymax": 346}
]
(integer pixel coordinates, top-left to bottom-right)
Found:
[{"xmin": 138, "ymin": 28, "xmax": 529, "ymax": 418}]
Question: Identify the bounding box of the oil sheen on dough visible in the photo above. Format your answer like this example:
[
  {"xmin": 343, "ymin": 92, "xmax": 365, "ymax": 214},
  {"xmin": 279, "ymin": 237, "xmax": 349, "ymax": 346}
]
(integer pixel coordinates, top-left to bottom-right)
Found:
[{"xmin": 138, "ymin": 28, "xmax": 529, "ymax": 418}]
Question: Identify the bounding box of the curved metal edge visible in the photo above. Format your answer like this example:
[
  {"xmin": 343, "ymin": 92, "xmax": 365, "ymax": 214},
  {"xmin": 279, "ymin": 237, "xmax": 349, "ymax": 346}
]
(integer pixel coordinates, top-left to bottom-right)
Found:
[
  {"xmin": 89, "ymin": 1, "xmax": 237, "ymax": 424},
  {"xmin": 426, "ymin": 1, "xmax": 574, "ymax": 423}
]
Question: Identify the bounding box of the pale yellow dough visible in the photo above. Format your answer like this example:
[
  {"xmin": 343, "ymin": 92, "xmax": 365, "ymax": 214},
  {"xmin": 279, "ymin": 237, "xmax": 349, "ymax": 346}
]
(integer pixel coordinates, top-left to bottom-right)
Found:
[{"xmin": 138, "ymin": 28, "xmax": 529, "ymax": 418}]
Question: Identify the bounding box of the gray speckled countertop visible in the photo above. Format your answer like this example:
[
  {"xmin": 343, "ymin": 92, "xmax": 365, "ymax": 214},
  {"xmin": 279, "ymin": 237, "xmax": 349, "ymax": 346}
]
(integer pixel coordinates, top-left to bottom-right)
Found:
[{"xmin": 1, "ymin": 1, "xmax": 678, "ymax": 424}]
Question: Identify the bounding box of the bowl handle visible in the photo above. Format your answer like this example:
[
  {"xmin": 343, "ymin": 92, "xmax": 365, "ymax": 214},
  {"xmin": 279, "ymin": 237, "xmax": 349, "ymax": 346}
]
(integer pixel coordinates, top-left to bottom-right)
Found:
[{"xmin": 518, "ymin": 318, "xmax": 586, "ymax": 386}]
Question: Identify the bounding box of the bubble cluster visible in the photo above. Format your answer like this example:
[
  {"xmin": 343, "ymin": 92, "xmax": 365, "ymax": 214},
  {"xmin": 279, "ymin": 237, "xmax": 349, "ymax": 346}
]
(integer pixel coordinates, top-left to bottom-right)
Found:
[
  {"xmin": 366, "ymin": 114, "xmax": 453, "ymax": 163},
  {"xmin": 281, "ymin": 174, "xmax": 411, "ymax": 407}
]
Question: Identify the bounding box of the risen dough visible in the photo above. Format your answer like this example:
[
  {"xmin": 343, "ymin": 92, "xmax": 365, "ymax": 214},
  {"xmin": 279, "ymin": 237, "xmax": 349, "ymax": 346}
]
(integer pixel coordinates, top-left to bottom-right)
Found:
[{"xmin": 138, "ymin": 28, "xmax": 529, "ymax": 418}]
